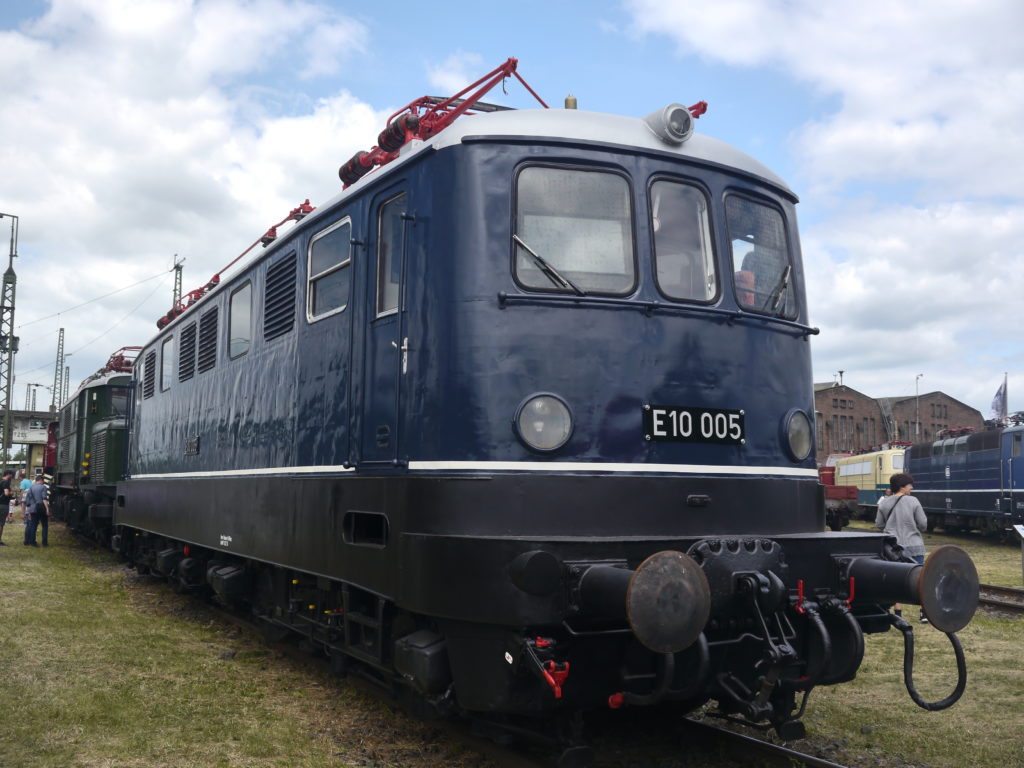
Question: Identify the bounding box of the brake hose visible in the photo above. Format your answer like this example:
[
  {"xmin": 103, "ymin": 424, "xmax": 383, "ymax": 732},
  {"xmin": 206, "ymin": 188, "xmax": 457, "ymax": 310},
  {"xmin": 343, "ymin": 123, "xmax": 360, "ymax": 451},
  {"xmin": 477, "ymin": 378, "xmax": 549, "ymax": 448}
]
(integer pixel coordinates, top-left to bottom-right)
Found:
[{"xmin": 889, "ymin": 614, "xmax": 967, "ymax": 711}]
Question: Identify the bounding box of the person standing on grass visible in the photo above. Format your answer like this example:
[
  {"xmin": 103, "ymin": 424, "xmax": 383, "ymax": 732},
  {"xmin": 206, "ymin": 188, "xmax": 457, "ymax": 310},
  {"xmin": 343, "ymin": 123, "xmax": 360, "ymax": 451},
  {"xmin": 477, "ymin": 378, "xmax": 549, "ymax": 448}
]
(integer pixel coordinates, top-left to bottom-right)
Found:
[
  {"xmin": 0, "ymin": 469, "xmax": 13, "ymax": 546},
  {"xmin": 875, "ymin": 472, "xmax": 929, "ymax": 623},
  {"xmin": 23, "ymin": 474, "xmax": 50, "ymax": 548},
  {"xmin": 19, "ymin": 471, "xmax": 32, "ymax": 523}
]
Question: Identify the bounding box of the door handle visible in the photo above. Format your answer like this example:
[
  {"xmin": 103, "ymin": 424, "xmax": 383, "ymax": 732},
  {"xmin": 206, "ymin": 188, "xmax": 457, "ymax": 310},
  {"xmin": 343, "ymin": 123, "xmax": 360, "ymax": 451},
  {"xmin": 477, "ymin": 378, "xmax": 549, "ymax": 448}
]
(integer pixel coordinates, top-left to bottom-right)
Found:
[{"xmin": 390, "ymin": 338, "xmax": 409, "ymax": 372}]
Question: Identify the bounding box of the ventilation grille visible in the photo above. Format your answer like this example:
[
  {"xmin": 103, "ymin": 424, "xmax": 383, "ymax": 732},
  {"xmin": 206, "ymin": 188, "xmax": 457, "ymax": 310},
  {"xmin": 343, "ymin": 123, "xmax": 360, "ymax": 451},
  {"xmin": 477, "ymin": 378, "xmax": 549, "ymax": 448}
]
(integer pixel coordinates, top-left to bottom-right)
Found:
[
  {"xmin": 264, "ymin": 253, "xmax": 297, "ymax": 341},
  {"xmin": 58, "ymin": 436, "xmax": 72, "ymax": 468},
  {"xmin": 142, "ymin": 352, "xmax": 156, "ymax": 399},
  {"xmin": 198, "ymin": 307, "xmax": 219, "ymax": 373},
  {"xmin": 91, "ymin": 430, "xmax": 108, "ymax": 479},
  {"xmin": 178, "ymin": 323, "xmax": 197, "ymax": 382}
]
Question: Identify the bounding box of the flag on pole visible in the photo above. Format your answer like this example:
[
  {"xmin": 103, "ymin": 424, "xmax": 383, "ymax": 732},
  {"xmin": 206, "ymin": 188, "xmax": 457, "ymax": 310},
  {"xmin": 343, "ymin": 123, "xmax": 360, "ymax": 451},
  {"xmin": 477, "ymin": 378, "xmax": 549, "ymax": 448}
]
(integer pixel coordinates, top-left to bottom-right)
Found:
[{"xmin": 990, "ymin": 377, "xmax": 1008, "ymax": 422}]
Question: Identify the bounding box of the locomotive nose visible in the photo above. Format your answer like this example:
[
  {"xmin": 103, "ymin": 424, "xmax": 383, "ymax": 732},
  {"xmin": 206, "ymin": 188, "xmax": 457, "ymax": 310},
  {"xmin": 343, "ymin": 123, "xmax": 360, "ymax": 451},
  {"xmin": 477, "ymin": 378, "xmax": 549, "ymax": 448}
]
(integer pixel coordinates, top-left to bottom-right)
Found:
[
  {"xmin": 579, "ymin": 550, "xmax": 711, "ymax": 653},
  {"xmin": 848, "ymin": 544, "xmax": 979, "ymax": 633}
]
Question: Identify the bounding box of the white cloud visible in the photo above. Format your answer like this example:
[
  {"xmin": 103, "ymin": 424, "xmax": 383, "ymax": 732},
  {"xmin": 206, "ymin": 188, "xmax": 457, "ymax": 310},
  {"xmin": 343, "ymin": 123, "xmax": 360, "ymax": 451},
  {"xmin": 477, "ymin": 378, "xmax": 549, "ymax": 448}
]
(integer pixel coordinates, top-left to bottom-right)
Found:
[
  {"xmin": 427, "ymin": 51, "xmax": 485, "ymax": 95},
  {"xmin": 625, "ymin": 0, "xmax": 1024, "ymax": 413},
  {"xmin": 0, "ymin": 0, "xmax": 380, "ymax": 395}
]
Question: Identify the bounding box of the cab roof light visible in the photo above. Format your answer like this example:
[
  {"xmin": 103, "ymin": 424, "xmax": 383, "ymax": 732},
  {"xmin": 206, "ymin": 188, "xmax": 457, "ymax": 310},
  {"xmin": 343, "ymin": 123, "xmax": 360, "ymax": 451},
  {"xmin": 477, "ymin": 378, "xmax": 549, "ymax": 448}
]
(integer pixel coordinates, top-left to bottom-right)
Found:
[{"xmin": 644, "ymin": 101, "xmax": 708, "ymax": 145}]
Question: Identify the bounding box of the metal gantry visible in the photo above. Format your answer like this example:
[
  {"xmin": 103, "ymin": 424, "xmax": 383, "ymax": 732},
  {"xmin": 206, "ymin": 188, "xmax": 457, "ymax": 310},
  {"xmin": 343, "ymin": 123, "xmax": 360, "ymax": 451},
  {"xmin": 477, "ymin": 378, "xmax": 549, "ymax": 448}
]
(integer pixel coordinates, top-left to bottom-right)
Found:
[
  {"xmin": 0, "ymin": 212, "xmax": 18, "ymax": 471},
  {"xmin": 173, "ymin": 254, "xmax": 184, "ymax": 306},
  {"xmin": 52, "ymin": 327, "xmax": 64, "ymax": 410}
]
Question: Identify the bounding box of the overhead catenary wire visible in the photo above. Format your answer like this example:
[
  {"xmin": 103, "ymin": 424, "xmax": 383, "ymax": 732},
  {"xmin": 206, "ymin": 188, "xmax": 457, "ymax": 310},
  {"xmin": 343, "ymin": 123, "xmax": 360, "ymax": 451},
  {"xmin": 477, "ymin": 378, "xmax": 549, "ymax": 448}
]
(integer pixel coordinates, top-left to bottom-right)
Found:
[
  {"xmin": 16, "ymin": 268, "xmax": 170, "ymax": 329},
  {"xmin": 66, "ymin": 271, "xmax": 171, "ymax": 356},
  {"xmin": 14, "ymin": 271, "xmax": 171, "ymax": 381}
]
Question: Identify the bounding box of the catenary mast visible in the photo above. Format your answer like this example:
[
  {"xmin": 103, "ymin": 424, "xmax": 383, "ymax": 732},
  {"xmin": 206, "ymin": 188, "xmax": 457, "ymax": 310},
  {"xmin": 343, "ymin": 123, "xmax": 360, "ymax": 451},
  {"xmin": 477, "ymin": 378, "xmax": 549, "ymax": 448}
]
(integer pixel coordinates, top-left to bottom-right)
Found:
[{"xmin": 0, "ymin": 212, "xmax": 19, "ymax": 471}]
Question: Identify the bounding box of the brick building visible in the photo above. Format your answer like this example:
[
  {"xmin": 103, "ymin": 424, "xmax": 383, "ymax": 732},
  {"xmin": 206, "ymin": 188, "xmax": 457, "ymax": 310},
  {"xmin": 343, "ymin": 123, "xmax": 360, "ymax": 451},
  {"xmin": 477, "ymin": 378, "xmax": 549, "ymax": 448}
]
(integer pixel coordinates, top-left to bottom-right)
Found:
[
  {"xmin": 813, "ymin": 384, "xmax": 884, "ymax": 460},
  {"xmin": 813, "ymin": 384, "xmax": 984, "ymax": 465},
  {"xmin": 881, "ymin": 392, "xmax": 984, "ymax": 445}
]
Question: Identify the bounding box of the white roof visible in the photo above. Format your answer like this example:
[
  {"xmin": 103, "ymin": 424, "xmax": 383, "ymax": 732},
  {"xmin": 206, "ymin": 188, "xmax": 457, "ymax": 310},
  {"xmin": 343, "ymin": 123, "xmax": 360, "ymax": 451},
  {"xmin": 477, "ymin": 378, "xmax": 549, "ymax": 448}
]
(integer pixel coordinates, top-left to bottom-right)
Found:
[
  {"xmin": 434, "ymin": 108, "xmax": 792, "ymax": 193},
  {"xmin": 318, "ymin": 106, "xmax": 793, "ymax": 214}
]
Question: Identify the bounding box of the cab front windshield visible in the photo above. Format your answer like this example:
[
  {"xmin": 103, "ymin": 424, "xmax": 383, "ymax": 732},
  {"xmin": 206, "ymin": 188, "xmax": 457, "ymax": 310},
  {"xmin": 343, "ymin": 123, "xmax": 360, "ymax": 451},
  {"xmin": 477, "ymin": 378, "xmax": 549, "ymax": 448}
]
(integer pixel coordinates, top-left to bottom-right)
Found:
[{"xmin": 513, "ymin": 166, "xmax": 635, "ymax": 295}]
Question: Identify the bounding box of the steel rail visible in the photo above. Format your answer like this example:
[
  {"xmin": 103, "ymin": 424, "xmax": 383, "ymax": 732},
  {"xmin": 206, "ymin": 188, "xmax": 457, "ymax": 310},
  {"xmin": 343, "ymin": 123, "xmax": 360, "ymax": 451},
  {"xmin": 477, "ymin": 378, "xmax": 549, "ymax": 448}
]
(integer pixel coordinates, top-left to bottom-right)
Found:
[
  {"xmin": 978, "ymin": 583, "xmax": 1024, "ymax": 614},
  {"xmin": 682, "ymin": 716, "xmax": 855, "ymax": 768}
]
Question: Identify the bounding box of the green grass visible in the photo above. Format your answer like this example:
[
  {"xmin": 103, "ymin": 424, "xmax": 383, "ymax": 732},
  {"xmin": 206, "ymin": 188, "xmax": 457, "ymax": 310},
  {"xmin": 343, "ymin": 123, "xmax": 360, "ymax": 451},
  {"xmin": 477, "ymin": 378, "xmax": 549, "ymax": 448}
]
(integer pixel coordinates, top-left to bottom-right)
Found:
[
  {"xmin": 0, "ymin": 525, "xmax": 489, "ymax": 768},
  {"xmin": 799, "ymin": 522, "xmax": 1024, "ymax": 767},
  {"xmin": 2, "ymin": 521, "xmax": 1022, "ymax": 767}
]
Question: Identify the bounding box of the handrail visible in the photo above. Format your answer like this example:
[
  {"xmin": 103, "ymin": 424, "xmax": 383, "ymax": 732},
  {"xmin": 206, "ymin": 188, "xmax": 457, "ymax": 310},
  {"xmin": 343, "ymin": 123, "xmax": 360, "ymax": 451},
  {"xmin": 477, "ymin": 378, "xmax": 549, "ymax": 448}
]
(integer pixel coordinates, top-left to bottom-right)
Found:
[{"xmin": 497, "ymin": 291, "xmax": 820, "ymax": 336}]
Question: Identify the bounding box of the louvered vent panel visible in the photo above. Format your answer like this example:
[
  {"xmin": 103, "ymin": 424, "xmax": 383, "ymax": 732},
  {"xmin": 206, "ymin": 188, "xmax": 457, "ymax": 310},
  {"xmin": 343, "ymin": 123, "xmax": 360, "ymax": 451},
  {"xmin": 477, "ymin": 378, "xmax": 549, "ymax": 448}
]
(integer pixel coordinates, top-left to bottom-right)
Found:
[
  {"xmin": 197, "ymin": 308, "xmax": 219, "ymax": 373},
  {"xmin": 264, "ymin": 253, "xmax": 297, "ymax": 341},
  {"xmin": 178, "ymin": 323, "xmax": 197, "ymax": 381},
  {"xmin": 142, "ymin": 352, "xmax": 156, "ymax": 399},
  {"xmin": 58, "ymin": 436, "xmax": 72, "ymax": 467},
  {"xmin": 91, "ymin": 431, "xmax": 107, "ymax": 480}
]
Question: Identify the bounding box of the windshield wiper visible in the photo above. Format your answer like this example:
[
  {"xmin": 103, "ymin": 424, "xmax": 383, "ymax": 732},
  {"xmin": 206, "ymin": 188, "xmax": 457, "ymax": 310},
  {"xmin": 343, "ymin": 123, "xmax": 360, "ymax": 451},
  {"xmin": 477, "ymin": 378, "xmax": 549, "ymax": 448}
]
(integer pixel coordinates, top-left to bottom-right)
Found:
[
  {"xmin": 512, "ymin": 234, "xmax": 586, "ymax": 296},
  {"xmin": 762, "ymin": 264, "xmax": 792, "ymax": 314}
]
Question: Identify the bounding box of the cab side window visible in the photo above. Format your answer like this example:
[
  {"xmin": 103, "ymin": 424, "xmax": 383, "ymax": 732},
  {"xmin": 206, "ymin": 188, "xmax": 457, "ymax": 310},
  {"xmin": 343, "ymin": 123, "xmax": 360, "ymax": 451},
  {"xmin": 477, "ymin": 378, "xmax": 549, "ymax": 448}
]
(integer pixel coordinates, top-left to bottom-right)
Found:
[
  {"xmin": 308, "ymin": 219, "xmax": 352, "ymax": 320},
  {"xmin": 376, "ymin": 196, "xmax": 406, "ymax": 316},
  {"xmin": 229, "ymin": 282, "xmax": 252, "ymax": 358},
  {"xmin": 160, "ymin": 336, "xmax": 173, "ymax": 391},
  {"xmin": 726, "ymin": 196, "xmax": 796, "ymax": 318}
]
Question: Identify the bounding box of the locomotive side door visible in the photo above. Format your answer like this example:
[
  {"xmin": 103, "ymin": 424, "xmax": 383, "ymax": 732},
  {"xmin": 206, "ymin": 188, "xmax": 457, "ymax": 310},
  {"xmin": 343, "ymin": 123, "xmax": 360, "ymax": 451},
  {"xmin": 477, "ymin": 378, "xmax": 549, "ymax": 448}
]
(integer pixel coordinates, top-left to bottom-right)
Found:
[
  {"xmin": 1005, "ymin": 431, "xmax": 1022, "ymax": 523},
  {"xmin": 360, "ymin": 189, "xmax": 409, "ymax": 465}
]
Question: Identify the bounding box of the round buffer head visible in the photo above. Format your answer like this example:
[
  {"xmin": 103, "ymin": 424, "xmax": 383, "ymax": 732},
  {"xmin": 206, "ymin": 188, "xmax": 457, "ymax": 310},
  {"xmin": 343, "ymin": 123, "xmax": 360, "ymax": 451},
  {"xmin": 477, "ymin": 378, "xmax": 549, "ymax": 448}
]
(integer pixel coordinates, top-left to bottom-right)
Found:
[
  {"xmin": 626, "ymin": 550, "xmax": 711, "ymax": 654},
  {"xmin": 917, "ymin": 544, "xmax": 979, "ymax": 633}
]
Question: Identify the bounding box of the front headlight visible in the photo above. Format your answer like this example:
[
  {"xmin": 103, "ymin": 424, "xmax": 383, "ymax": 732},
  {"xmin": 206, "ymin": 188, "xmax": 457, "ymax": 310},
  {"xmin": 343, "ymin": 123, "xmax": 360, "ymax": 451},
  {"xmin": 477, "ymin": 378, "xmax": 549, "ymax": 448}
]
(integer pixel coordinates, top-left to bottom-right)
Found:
[
  {"xmin": 783, "ymin": 409, "xmax": 813, "ymax": 461},
  {"xmin": 515, "ymin": 394, "xmax": 573, "ymax": 452}
]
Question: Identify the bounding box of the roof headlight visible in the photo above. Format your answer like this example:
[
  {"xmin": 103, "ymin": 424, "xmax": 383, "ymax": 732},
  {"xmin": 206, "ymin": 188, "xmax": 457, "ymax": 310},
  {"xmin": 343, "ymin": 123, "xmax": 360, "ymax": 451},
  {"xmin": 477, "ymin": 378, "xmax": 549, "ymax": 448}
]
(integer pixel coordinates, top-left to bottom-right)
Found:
[
  {"xmin": 515, "ymin": 394, "xmax": 573, "ymax": 453},
  {"xmin": 782, "ymin": 409, "xmax": 813, "ymax": 462},
  {"xmin": 644, "ymin": 103, "xmax": 694, "ymax": 145}
]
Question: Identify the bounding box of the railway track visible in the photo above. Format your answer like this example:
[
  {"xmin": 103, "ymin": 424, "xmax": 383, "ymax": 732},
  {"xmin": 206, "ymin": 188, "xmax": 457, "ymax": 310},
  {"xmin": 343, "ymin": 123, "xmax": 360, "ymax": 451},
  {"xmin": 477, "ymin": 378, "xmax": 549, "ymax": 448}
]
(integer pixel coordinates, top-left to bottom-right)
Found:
[
  {"xmin": 978, "ymin": 583, "xmax": 1024, "ymax": 614},
  {"xmin": 680, "ymin": 717, "xmax": 855, "ymax": 768}
]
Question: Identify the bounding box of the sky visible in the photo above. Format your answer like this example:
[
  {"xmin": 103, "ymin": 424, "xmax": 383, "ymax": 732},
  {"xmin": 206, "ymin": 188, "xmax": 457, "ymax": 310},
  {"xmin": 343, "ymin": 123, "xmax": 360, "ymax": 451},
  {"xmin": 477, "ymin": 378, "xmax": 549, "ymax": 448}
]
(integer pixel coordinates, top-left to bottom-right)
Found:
[{"xmin": 0, "ymin": 0, "xmax": 1020, "ymax": 420}]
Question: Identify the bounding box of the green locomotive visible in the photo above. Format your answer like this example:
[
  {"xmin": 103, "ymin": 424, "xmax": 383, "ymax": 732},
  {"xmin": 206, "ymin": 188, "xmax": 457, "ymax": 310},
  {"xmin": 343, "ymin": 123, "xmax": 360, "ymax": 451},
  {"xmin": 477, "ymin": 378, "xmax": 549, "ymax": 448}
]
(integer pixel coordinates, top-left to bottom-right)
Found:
[{"xmin": 51, "ymin": 347, "xmax": 139, "ymax": 542}]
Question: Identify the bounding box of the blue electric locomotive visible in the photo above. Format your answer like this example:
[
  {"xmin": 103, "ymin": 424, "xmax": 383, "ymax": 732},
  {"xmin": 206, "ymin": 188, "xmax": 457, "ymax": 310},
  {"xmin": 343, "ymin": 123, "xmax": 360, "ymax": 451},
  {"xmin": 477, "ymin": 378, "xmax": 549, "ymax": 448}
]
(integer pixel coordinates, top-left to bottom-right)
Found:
[
  {"xmin": 904, "ymin": 425, "xmax": 1024, "ymax": 534},
  {"xmin": 111, "ymin": 60, "xmax": 978, "ymax": 758}
]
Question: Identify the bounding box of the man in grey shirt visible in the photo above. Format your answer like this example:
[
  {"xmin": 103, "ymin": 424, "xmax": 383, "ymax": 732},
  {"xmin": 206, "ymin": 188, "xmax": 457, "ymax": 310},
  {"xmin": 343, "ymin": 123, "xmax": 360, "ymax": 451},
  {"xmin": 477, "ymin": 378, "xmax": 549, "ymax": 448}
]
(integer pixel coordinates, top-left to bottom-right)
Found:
[
  {"xmin": 23, "ymin": 474, "xmax": 49, "ymax": 547},
  {"xmin": 876, "ymin": 472, "xmax": 929, "ymax": 621}
]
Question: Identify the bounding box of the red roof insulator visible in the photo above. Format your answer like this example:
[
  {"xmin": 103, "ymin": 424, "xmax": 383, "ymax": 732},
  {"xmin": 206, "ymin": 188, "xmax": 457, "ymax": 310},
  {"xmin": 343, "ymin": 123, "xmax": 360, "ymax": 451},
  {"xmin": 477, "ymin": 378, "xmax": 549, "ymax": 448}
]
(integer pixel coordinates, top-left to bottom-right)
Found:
[
  {"xmin": 104, "ymin": 346, "xmax": 142, "ymax": 372},
  {"xmin": 290, "ymin": 199, "xmax": 315, "ymax": 221},
  {"xmin": 338, "ymin": 147, "xmax": 398, "ymax": 188},
  {"xmin": 339, "ymin": 150, "xmax": 372, "ymax": 186},
  {"xmin": 338, "ymin": 57, "xmax": 546, "ymax": 189},
  {"xmin": 156, "ymin": 200, "xmax": 314, "ymax": 326},
  {"xmin": 688, "ymin": 100, "xmax": 708, "ymax": 119},
  {"xmin": 377, "ymin": 113, "xmax": 421, "ymax": 153}
]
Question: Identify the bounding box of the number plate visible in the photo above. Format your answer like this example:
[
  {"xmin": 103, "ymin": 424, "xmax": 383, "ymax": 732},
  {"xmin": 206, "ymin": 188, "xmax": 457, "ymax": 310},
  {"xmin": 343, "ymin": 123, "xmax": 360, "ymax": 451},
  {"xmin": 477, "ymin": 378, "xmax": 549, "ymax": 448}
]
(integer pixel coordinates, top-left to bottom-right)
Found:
[{"xmin": 643, "ymin": 405, "xmax": 745, "ymax": 445}]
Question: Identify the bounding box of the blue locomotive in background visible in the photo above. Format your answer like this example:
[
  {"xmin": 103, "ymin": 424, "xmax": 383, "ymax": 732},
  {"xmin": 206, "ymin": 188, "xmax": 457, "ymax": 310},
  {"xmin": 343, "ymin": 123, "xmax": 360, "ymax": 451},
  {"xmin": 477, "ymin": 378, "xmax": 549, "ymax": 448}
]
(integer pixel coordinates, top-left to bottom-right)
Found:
[
  {"xmin": 52, "ymin": 60, "xmax": 977, "ymax": 760},
  {"xmin": 904, "ymin": 424, "xmax": 1024, "ymax": 534}
]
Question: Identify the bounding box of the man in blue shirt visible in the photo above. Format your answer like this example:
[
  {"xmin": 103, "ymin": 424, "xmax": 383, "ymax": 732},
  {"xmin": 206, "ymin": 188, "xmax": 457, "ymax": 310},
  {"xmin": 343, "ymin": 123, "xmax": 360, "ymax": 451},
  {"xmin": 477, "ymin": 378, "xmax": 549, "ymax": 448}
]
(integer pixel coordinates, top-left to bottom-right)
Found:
[{"xmin": 18, "ymin": 471, "xmax": 31, "ymax": 523}]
